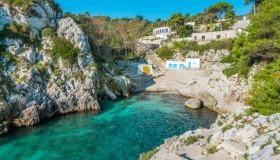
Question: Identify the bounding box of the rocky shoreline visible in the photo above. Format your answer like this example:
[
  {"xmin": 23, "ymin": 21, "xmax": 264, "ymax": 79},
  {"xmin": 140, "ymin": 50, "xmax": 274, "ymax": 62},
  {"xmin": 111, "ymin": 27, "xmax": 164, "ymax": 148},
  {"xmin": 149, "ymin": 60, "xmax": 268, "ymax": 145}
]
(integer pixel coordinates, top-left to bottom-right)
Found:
[
  {"xmin": 142, "ymin": 113, "xmax": 280, "ymax": 160},
  {"xmin": 139, "ymin": 40, "xmax": 280, "ymax": 160}
]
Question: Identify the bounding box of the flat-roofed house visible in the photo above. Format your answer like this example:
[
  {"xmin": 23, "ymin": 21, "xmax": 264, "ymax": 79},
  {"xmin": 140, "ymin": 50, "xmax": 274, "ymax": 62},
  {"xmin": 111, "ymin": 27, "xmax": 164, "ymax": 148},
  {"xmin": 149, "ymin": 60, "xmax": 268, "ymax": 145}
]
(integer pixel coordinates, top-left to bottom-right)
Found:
[
  {"xmin": 191, "ymin": 30, "xmax": 237, "ymax": 44},
  {"xmin": 153, "ymin": 27, "xmax": 171, "ymax": 40},
  {"xmin": 166, "ymin": 61, "xmax": 186, "ymax": 70}
]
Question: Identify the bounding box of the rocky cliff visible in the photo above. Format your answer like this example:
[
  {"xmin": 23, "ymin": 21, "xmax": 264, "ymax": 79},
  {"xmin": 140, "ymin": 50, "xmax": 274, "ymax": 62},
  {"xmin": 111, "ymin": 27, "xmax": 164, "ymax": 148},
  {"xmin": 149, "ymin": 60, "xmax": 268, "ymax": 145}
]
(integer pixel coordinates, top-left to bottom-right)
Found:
[
  {"xmin": 0, "ymin": 0, "xmax": 131, "ymax": 135},
  {"xmin": 143, "ymin": 113, "xmax": 280, "ymax": 160}
]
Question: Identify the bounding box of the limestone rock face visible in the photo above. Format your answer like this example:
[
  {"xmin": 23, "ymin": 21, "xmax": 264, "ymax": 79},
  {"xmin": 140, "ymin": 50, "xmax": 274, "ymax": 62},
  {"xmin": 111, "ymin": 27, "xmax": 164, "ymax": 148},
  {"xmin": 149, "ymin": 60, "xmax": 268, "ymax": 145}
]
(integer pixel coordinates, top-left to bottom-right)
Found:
[
  {"xmin": 57, "ymin": 17, "xmax": 90, "ymax": 55},
  {"xmin": 14, "ymin": 105, "xmax": 40, "ymax": 127},
  {"xmin": 104, "ymin": 85, "xmax": 118, "ymax": 100},
  {"xmin": 3, "ymin": 38, "xmax": 23, "ymax": 55},
  {"xmin": 149, "ymin": 113, "xmax": 280, "ymax": 160},
  {"xmin": 0, "ymin": 122, "xmax": 9, "ymax": 136},
  {"xmin": 0, "ymin": 0, "xmax": 109, "ymax": 135},
  {"xmin": 57, "ymin": 17, "xmax": 93, "ymax": 68},
  {"xmin": 0, "ymin": 98, "xmax": 11, "ymax": 121},
  {"xmin": 0, "ymin": 5, "xmax": 12, "ymax": 30},
  {"xmin": 0, "ymin": 0, "xmax": 59, "ymax": 34},
  {"xmin": 184, "ymin": 98, "xmax": 201, "ymax": 109},
  {"xmin": 198, "ymin": 92, "xmax": 217, "ymax": 109}
]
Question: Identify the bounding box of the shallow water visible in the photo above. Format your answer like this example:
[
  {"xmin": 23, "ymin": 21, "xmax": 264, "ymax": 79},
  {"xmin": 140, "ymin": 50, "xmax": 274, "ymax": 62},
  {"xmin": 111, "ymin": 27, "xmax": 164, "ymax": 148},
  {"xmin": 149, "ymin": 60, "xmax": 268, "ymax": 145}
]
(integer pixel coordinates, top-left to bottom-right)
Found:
[{"xmin": 0, "ymin": 92, "xmax": 217, "ymax": 160}]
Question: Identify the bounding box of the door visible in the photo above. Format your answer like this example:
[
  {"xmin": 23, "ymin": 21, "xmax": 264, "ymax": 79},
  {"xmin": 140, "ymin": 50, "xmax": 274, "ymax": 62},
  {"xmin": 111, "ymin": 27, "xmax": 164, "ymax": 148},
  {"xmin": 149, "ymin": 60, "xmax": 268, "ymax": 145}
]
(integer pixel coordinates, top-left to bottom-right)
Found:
[
  {"xmin": 188, "ymin": 62, "xmax": 192, "ymax": 69},
  {"xmin": 179, "ymin": 64, "xmax": 185, "ymax": 70},
  {"xmin": 143, "ymin": 66, "xmax": 150, "ymax": 75}
]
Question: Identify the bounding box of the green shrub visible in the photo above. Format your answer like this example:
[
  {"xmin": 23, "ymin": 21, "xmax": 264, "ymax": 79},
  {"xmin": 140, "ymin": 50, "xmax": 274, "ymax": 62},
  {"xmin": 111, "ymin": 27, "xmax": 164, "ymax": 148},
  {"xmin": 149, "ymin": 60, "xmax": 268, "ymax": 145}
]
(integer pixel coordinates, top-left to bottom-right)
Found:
[
  {"xmin": 48, "ymin": 37, "xmax": 81, "ymax": 65},
  {"xmin": 222, "ymin": 60, "xmax": 250, "ymax": 78},
  {"xmin": 0, "ymin": 23, "xmax": 37, "ymax": 44},
  {"xmin": 47, "ymin": 0, "xmax": 61, "ymax": 13},
  {"xmin": 172, "ymin": 39, "xmax": 234, "ymax": 56},
  {"xmin": 2, "ymin": 0, "xmax": 36, "ymax": 11},
  {"xmin": 155, "ymin": 46, "xmax": 174, "ymax": 60},
  {"xmin": 184, "ymin": 136, "xmax": 198, "ymax": 146},
  {"xmin": 2, "ymin": 0, "xmax": 61, "ymax": 13},
  {"xmin": 177, "ymin": 25, "xmax": 193, "ymax": 38},
  {"xmin": 223, "ymin": 66, "xmax": 239, "ymax": 77},
  {"xmin": 42, "ymin": 28, "xmax": 56, "ymax": 38},
  {"xmin": 140, "ymin": 148, "xmax": 159, "ymax": 160},
  {"xmin": 207, "ymin": 146, "xmax": 218, "ymax": 154},
  {"xmin": 222, "ymin": 124, "xmax": 234, "ymax": 133},
  {"xmin": 207, "ymin": 135, "xmax": 213, "ymax": 143},
  {"xmin": 247, "ymin": 58, "xmax": 280, "ymax": 115}
]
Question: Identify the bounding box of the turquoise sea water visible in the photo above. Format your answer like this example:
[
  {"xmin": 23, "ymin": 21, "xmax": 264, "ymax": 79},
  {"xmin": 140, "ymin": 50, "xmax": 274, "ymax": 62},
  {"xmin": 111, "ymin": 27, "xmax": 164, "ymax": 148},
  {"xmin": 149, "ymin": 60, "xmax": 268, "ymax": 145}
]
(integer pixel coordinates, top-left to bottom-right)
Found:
[{"xmin": 0, "ymin": 92, "xmax": 217, "ymax": 160}]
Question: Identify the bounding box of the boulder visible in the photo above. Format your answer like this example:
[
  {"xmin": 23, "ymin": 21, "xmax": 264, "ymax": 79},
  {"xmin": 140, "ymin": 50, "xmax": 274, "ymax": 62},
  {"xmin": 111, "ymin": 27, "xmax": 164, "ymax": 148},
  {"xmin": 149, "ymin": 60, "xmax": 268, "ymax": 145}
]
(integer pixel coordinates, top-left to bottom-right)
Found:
[
  {"xmin": 77, "ymin": 93, "xmax": 100, "ymax": 112},
  {"xmin": 3, "ymin": 38, "xmax": 23, "ymax": 55},
  {"xmin": 249, "ymin": 145, "xmax": 274, "ymax": 160},
  {"xmin": 14, "ymin": 105, "xmax": 40, "ymax": 127},
  {"xmin": 24, "ymin": 48, "xmax": 36, "ymax": 63},
  {"xmin": 252, "ymin": 115, "xmax": 269, "ymax": 127},
  {"xmin": 0, "ymin": 98, "xmax": 11, "ymax": 121},
  {"xmin": 235, "ymin": 124, "xmax": 258, "ymax": 143},
  {"xmin": 0, "ymin": 5, "xmax": 12, "ymax": 31},
  {"xmin": 38, "ymin": 101, "xmax": 58, "ymax": 119},
  {"xmin": 249, "ymin": 134, "xmax": 271, "ymax": 155},
  {"xmin": 268, "ymin": 113, "xmax": 280, "ymax": 127},
  {"xmin": 223, "ymin": 128, "xmax": 238, "ymax": 140},
  {"xmin": 198, "ymin": 92, "xmax": 217, "ymax": 109},
  {"xmin": 218, "ymin": 140, "xmax": 247, "ymax": 159},
  {"xmin": 185, "ymin": 98, "xmax": 202, "ymax": 109},
  {"xmin": 112, "ymin": 76, "xmax": 131, "ymax": 98},
  {"xmin": 104, "ymin": 85, "xmax": 117, "ymax": 100},
  {"xmin": 0, "ymin": 122, "xmax": 9, "ymax": 136}
]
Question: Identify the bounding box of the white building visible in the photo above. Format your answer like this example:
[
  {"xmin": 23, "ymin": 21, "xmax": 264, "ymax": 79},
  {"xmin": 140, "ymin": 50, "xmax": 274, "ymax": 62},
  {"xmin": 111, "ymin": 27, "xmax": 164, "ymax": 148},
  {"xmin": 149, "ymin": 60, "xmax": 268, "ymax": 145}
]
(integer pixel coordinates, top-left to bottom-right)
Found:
[
  {"xmin": 172, "ymin": 17, "xmax": 250, "ymax": 44},
  {"xmin": 153, "ymin": 27, "xmax": 171, "ymax": 40},
  {"xmin": 166, "ymin": 61, "xmax": 186, "ymax": 70},
  {"xmin": 191, "ymin": 30, "xmax": 237, "ymax": 43},
  {"xmin": 165, "ymin": 59, "xmax": 200, "ymax": 70},
  {"xmin": 185, "ymin": 59, "xmax": 200, "ymax": 69},
  {"xmin": 185, "ymin": 22, "xmax": 196, "ymax": 26}
]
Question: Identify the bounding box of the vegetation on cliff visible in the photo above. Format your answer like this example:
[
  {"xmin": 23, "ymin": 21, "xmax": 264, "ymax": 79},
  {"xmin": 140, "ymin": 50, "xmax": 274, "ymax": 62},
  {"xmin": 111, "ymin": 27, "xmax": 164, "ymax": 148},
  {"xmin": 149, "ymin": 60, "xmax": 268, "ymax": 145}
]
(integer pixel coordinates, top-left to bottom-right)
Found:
[
  {"xmin": 222, "ymin": 0, "xmax": 280, "ymax": 115},
  {"xmin": 155, "ymin": 46, "xmax": 174, "ymax": 60},
  {"xmin": 247, "ymin": 59, "xmax": 280, "ymax": 115},
  {"xmin": 173, "ymin": 39, "xmax": 235, "ymax": 56},
  {"xmin": 0, "ymin": 23, "xmax": 37, "ymax": 44},
  {"xmin": 2, "ymin": 0, "xmax": 61, "ymax": 12},
  {"xmin": 64, "ymin": 13, "xmax": 157, "ymax": 62}
]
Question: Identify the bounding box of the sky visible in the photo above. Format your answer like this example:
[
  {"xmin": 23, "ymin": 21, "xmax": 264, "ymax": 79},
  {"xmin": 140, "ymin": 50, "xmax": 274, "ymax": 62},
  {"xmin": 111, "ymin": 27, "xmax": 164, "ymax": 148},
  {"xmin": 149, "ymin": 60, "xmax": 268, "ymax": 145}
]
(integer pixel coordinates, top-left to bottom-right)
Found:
[{"xmin": 55, "ymin": 0, "xmax": 252, "ymax": 21}]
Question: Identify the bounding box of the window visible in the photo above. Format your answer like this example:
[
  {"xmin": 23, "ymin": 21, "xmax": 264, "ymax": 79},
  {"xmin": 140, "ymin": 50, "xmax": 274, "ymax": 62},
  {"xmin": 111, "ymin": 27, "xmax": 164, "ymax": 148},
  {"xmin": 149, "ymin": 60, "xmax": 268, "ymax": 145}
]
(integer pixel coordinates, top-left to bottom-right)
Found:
[
  {"xmin": 194, "ymin": 36, "xmax": 197, "ymax": 40},
  {"xmin": 216, "ymin": 35, "xmax": 221, "ymax": 39},
  {"xmin": 202, "ymin": 36, "xmax": 205, "ymax": 41}
]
